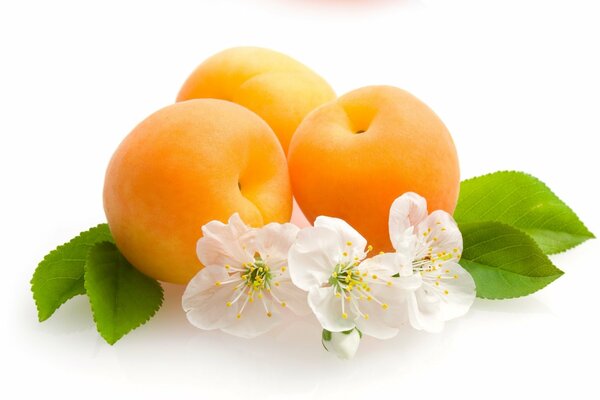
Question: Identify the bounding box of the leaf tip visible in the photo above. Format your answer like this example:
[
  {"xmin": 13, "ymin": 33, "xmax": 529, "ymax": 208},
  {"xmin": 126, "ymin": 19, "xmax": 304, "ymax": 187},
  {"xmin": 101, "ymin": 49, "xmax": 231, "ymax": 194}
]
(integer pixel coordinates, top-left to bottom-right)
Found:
[{"xmin": 104, "ymin": 336, "xmax": 118, "ymax": 346}]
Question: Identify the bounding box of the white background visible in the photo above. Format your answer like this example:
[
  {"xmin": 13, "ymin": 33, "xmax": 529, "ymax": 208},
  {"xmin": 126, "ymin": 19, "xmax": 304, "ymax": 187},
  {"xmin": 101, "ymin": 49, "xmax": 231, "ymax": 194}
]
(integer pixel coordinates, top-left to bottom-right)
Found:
[{"xmin": 2, "ymin": 0, "xmax": 599, "ymax": 399}]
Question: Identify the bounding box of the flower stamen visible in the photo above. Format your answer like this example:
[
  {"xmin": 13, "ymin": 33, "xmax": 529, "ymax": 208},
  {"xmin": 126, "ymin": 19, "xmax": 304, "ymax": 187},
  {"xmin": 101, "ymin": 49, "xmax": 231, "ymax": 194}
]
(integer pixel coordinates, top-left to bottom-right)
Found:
[{"xmin": 223, "ymin": 254, "xmax": 277, "ymax": 318}]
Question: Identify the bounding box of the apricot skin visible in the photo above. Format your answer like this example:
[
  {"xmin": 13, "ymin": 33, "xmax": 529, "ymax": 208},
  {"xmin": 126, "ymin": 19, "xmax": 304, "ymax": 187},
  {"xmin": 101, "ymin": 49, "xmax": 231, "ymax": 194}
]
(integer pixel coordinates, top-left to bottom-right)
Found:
[
  {"xmin": 176, "ymin": 47, "xmax": 336, "ymax": 153},
  {"xmin": 288, "ymin": 85, "xmax": 460, "ymax": 252},
  {"xmin": 103, "ymin": 99, "xmax": 292, "ymax": 284}
]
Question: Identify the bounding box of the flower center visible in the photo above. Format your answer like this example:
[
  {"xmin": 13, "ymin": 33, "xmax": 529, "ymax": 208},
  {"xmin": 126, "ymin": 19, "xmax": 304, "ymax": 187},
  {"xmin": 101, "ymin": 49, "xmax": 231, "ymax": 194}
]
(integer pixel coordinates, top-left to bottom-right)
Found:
[
  {"xmin": 241, "ymin": 257, "xmax": 271, "ymax": 291},
  {"xmin": 216, "ymin": 255, "xmax": 288, "ymax": 320},
  {"xmin": 412, "ymin": 243, "xmax": 458, "ymax": 273},
  {"xmin": 328, "ymin": 262, "xmax": 363, "ymax": 292},
  {"xmin": 412, "ymin": 244, "xmax": 461, "ymax": 296},
  {"xmin": 328, "ymin": 259, "xmax": 391, "ymax": 321}
]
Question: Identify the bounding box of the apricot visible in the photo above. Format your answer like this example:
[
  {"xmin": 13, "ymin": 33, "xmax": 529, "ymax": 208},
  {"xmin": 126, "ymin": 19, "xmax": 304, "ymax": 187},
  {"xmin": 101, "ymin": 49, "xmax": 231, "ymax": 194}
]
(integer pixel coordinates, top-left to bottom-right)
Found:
[
  {"xmin": 103, "ymin": 99, "xmax": 292, "ymax": 284},
  {"xmin": 288, "ymin": 85, "xmax": 460, "ymax": 252},
  {"xmin": 176, "ymin": 47, "xmax": 336, "ymax": 153}
]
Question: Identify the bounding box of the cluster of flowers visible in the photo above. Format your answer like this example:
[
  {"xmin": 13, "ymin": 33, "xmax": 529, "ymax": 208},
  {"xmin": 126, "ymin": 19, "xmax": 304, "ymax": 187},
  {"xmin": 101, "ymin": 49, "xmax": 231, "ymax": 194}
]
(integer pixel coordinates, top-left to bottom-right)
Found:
[{"xmin": 182, "ymin": 193, "xmax": 476, "ymax": 359}]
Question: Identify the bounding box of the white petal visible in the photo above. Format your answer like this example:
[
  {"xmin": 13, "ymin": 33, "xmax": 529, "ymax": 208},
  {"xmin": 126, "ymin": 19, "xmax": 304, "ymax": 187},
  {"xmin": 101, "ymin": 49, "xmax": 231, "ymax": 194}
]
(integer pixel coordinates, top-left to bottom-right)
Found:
[
  {"xmin": 389, "ymin": 192, "xmax": 428, "ymax": 251},
  {"xmin": 353, "ymin": 299, "xmax": 400, "ymax": 339},
  {"xmin": 308, "ymin": 286, "xmax": 355, "ymax": 332},
  {"xmin": 358, "ymin": 252, "xmax": 410, "ymax": 277},
  {"xmin": 416, "ymin": 210, "xmax": 462, "ymax": 264},
  {"xmin": 314, "ymin": 216, "xmax": 368, "ymax": 261},
  {"xmin": 314, "ymin": 216, "xmax": 368, "ymax": 250},
  {"xmin": 403, "ymin": 263, "xmax": 475, "ymax": 332},
  {"xmin": 351, "ymin": 271, "xmax": 414, "ymax": 339},
  {"xmin": 394, "ymin": 273, "xmax": 424, "ymax": 291},
  {"xmin": 197, "ymin": 213, "xmax": 254, "ymax": 268},
  {"xmin": 269, "ymin": 279, "xmax": 311, "ymax": 316},
  {"xmin": 324, "ymin": 330, "xmax": 361, "ymax": 360},
  {"xmin": 221, "ymin": 297, "xmax": 282, "ymax": 338},
  {"xmin": 182, "ymin": 266, "xmax": 238, "ymax": 330},
  {"xmin": 251, "ymin": 222, "xmax": 299, "ymax": 268},
  {"xmin": 428, "ymin": 262, "xmax": 476, "ymax": 321},
  {"xmin": 360, "ymin": 252, "xmax": 422, "ymax": 289},
  {"xmin": 288, "ymin": 226, "xmax": 342, "ymax": 291},
  {"xmin": 406, "ymin": 290, "xmax": 445, "ymax": 333}
]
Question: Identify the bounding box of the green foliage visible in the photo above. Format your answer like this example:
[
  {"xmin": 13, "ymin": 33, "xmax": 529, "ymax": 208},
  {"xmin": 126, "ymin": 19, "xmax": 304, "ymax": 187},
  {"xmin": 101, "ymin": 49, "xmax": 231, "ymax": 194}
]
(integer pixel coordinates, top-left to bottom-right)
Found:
[
  {"xmin": 454, "ymin": 171, "xmax": 594, "ymax": 254},
  {"xmin": 459, "ymin": 221, "xmax": 564, "ymax": 299},
  {"xmin": 31, "ymin": 224, "xmax": 113, "ymax": 321},
  {"xmin": 84, "ymin": 242, "xmax": 164, "ymax": 345}
]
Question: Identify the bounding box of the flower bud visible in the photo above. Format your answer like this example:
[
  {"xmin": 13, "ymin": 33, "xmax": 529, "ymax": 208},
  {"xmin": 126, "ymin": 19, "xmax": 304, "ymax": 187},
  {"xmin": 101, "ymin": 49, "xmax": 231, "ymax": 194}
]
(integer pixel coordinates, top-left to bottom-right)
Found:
[{"xmin": 322, "ymin": 328, "xmax": 361, "ymax": 360}]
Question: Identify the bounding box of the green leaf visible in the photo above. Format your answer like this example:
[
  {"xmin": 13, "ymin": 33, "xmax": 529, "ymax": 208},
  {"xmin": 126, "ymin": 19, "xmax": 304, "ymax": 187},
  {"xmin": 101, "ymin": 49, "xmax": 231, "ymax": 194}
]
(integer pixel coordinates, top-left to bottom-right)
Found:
[
  {"xmin": 31, "ymin": 224, "xmax": 113, "ymax": 322},
  {"xmin": 454, "ymin": 171, "xmax": 594, "ymax": 254},
  {"xmin": 84, "ymin": 242, "xmax": 163, "ymax": 345},
  {"xmin": 459, "ymin": 221, "xmax": 564, "ymax": 299}
]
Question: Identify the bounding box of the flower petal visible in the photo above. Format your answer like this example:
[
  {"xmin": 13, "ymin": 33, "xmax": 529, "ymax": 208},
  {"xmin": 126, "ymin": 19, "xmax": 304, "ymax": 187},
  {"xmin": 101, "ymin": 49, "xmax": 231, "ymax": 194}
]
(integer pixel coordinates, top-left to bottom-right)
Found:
[
  {"xmin": 429, "ymin": 262, "xmax": 476, "ymax": 321},
  {"xmin": 353, "ymin": 299, "xmax": 400, "ymax": 339},
  {"xmin": 314, "ymin": 216, "xmax": 368, "ymax": 261},
  {"xmin": 221, "ymin": 297, "xmax": 282, "ymax": 338},
  {"xmin": 269, "ymin": 279, "xmax": 311, "ymax": 316},
  {"xmin": 288, "ymin": 226, "xmax": 343, "ymax": 291},
  {"xmin": 251, "ymin": 222, "xmax": 299, "ymax": 269},
  {"xmin": 182, "ymin": 266, "xmax": 238, "ymax": 330},
  {"xmin": 308, "ymin": 286, "xmax": 355, "ymax": 332},
  {"xmin": 389, "ymin": 192, "xmax": 428, "ymax": 251},
  {"xmin": 197, "ymin": 213, "xmax": 255, "ymax": 268},
  {"xmin": 350, "ymin": 267, "xmax": 413, "ymax": 338},
  {"xmin": 406, "ymin": 290, "xmax": 445, "ymax": 333},
  {"xmin": 358, "ymin": 252, "xmax": 412, "ymax": 277},
  {"xmin": 416, "ymin": 210, "xmax": 462, "ymax": 264}
]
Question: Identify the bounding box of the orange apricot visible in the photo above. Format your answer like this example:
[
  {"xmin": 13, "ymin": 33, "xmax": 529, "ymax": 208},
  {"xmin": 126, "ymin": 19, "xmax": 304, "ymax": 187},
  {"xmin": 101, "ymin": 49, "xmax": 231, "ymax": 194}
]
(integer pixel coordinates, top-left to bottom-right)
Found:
[
  {"xmin": 103, "ymin": 99, "xmax": 292, "ymax": 284},
  {"xmin": 288, "ymin": 85, "xmax": 460, "ymax": 252},
  {"xmin": 176, "ymin": 47, "xmax": 336, "ymax": 153}
]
